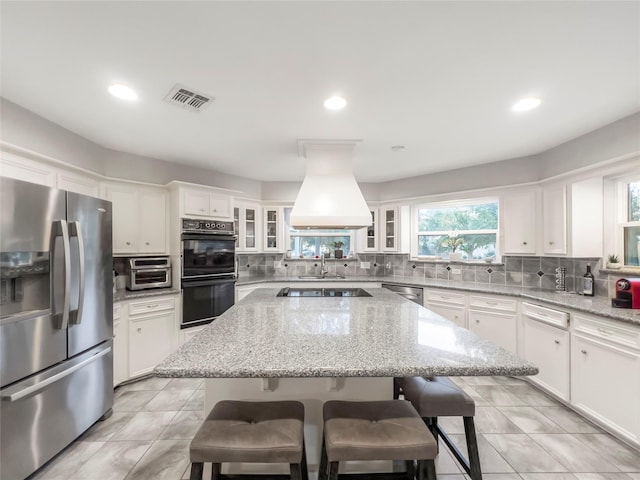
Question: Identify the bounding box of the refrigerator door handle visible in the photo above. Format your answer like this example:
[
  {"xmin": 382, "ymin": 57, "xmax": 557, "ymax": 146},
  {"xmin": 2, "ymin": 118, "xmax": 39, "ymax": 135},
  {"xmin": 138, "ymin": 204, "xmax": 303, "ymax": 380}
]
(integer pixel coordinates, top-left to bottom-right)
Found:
[
  {"xmin": 0, "ymin": 346, "xmax": 111, "ymax": 402},
  {"xmin": 50, "ymin": 220, "xmax": 71, "ymax": 329},
  {"xmin": 68, "ymin": 221, "xmax": 85, "ymax": 325}
]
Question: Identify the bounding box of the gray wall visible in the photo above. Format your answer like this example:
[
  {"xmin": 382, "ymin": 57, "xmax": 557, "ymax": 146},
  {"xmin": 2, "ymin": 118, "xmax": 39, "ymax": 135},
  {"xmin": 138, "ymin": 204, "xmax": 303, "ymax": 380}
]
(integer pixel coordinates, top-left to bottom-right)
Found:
[{"xmin": 2, "ymin": 97, "xmax": 638, "ymax": 201}]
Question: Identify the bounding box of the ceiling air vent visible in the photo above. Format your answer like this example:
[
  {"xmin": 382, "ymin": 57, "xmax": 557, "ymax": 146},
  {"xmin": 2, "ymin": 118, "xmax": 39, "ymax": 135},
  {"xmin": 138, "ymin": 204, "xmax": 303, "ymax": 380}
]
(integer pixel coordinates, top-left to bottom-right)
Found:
[{"xmin": 164, "ymin": 84, "xmax": 214, "ymax": 112}]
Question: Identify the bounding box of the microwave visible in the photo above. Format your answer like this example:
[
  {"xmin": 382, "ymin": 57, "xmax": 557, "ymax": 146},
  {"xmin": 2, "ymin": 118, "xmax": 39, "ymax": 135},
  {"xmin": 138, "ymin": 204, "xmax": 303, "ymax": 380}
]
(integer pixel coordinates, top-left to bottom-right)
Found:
[{"xmin": 125, "ymin": 257, "xmax": 172, "ymax": 291}]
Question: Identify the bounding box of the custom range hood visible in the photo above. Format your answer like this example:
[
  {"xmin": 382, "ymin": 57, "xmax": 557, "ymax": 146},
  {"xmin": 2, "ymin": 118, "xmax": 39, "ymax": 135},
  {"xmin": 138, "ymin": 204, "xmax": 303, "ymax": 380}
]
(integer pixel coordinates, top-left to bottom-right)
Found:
[{"xmin": 290, "ymin": 140, "xmax": 372, "ymax": 229}]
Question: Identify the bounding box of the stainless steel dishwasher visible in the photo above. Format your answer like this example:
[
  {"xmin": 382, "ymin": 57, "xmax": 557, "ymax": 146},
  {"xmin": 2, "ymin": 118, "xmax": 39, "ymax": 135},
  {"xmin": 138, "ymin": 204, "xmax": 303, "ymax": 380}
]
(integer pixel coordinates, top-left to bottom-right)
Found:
[{"xmin": 381, "ymin": 283, "xmax": 424, "ymax": 305}]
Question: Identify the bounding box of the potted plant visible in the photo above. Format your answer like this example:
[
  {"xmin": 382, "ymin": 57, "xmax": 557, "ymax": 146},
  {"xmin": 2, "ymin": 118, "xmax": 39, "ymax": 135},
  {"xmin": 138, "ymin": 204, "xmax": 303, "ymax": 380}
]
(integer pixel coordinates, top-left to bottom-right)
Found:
[
  {"xmin": 443, "ymin": 235, "xmax": 464, "ymax": 262},
  {"xmin": 607, "ymin": 254, "xmax": 622, "ymax": 269},
  {"xmin": 331, "ymin": 241, "xmax": 345, "ymax": 259}
]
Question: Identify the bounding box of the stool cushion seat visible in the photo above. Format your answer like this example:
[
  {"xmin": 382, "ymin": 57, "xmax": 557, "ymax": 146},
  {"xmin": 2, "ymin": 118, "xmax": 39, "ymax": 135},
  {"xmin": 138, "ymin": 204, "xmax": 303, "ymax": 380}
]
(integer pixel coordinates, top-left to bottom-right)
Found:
[
  {"xmin": 190, "ymin": 400, "xmax": 304, "ymax": 464},
  {"xmin": 323, "ymin": 400, "xmax": 437, "ymax": 462},
  {"xmin": 397, "ymin": 376, "xmax": 475, "ymax": 417}
]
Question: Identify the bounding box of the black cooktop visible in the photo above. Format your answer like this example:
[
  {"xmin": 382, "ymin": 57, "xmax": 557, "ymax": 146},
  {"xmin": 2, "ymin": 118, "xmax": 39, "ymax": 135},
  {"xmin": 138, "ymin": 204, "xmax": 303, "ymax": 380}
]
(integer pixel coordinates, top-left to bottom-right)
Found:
[{"xmin": 277, "ymin": 287, "xmax": 372, "ymax": 298}]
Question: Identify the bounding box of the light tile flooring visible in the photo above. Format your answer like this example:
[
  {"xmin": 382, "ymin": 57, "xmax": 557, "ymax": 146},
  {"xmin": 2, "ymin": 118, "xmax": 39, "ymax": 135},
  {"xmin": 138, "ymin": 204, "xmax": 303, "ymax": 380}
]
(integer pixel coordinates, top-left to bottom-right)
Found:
[{"xmin": 30, "ymin": 375, "xmax": 640, "ymax": 480}]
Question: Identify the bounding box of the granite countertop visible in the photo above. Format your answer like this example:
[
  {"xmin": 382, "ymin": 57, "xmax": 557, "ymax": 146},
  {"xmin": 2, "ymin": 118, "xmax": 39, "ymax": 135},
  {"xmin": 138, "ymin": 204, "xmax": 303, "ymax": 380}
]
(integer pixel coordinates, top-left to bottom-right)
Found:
[
  {"xmin": 237, "ymin": 275, "xmax": 640, "ymax": 326},
  {"xmin": 154, "ymin": 288, "xmax": 538, "ymax": 379},
  {"xmin": 114, "ymin": 287, "xmax": 180, "ymax": 303}
]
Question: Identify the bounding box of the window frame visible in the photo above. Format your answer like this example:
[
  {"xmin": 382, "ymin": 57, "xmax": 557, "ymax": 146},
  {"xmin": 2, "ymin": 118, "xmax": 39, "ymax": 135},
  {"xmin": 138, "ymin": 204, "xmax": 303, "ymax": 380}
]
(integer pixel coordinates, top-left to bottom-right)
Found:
[
  {"xmin": 615, "ymin": 174, "xmax": 640, "ymax": 268},
  {"xmin": 283, "ymin": 207, "xmax": 357, "ymax": 258},
  {"xmin": 410, "ymin": 197, "xmax": 500, "ymax": 261}
]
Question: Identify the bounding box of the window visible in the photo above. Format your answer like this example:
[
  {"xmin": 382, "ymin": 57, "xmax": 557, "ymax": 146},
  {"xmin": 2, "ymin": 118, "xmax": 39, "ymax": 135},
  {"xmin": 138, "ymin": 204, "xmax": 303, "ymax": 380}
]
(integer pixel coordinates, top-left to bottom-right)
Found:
[
  {"xmin": 619, "ymin": 178, "xmax": 640, "ymax": 267},
  {"xmin": 284, "ymin": 208, "xmax": 354, "ymax": 258},
  {"xmin": 414, "ymin": 200, "xmax": 498, "ymax": 260}
]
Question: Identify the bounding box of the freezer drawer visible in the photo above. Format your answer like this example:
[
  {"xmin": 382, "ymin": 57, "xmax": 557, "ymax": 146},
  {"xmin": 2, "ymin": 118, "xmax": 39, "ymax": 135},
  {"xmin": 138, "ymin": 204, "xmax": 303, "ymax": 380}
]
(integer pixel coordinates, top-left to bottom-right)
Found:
[{"xmin": 0, "ymin": 342, "xmax": 113, "ymax": 480}]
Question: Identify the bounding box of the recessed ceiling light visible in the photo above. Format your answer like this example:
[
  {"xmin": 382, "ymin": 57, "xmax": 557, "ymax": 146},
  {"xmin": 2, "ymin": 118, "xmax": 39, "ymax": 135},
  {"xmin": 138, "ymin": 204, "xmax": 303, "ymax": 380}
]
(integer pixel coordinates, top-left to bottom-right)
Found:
[
  {"xmin": 323, "ymin": 96, "xmax": 347, "ymax": 110},
  {"xmin": 108, "ymin": 83, "xmax": 138, "ymax": 101},
  {"xmin": 512, "ymin": 97, "xmax": 541, "ymax": 112}
]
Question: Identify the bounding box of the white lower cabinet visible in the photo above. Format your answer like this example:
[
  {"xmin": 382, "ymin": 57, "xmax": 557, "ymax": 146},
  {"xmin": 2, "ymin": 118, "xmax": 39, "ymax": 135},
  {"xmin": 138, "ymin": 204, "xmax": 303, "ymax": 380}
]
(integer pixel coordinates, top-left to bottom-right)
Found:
[
  {"xmin": 426, "ymin": 303, "xmax": 466, "ymax": 328},
  {"xmin": 181, "ymin": 325, "xmax": 207, "ymax": 345},
  {"xmin": 469, "ymin": 309, "xmax": 517, "ymax": 354},
  {"xmin": 523, "ymin": 317, "xmax": 570, "ymax": 400},
  {"xmin": 126, "ymin": 296, "xmax": 179, "ymax": 379},
  {"xmin": 113, "ymin": 303, "xmax": 128, "ymax": 387},
  {"xmin": 570, "ymin": 313, "xmax": 640, "ymax": 444}
]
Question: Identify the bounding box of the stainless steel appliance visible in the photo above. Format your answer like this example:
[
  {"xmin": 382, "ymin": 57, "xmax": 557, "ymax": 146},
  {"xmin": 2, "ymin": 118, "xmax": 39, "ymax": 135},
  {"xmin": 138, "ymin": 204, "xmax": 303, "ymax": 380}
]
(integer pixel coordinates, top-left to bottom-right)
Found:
[
  {"xmin": 381, "ymin": 283, "xmax": 424, "ymax": 305},
  {"xmin": 277, "ymin": 287, "xmax": 372, "ymax": 297},
  {"xmin": 181, "ymin": 218, "xmax": 236, "ymax": 328},
  {"xmin": 125, "ymin": 257, "xmax": 172, "ymax": 290},
  {"xmin": 0, "ymin": 177, "xmax": 113, "ymax": 480}
]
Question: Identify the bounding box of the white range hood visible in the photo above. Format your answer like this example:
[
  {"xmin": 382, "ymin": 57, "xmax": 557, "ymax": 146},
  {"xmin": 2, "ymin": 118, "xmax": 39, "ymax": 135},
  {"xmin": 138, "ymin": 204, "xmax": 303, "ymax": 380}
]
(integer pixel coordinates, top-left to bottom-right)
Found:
[{"xmin": 290, "ymin": 141, "xmax": 372, "ymax": 229}]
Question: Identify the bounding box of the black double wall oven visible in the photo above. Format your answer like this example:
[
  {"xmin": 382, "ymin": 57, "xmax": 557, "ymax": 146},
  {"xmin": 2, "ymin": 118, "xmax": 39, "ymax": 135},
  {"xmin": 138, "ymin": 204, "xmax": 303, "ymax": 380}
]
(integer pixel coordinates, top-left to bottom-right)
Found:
[{"xmin": 181, "ymin": 218, "xmax": 236, "ymax": 329}]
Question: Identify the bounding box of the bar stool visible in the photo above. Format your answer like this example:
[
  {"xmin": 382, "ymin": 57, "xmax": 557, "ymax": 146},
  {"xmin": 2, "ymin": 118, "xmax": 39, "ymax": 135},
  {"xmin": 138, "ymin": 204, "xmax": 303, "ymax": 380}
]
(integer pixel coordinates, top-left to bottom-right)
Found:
[
  {"xmin": 189, "ymin": 400, "xmax": 308, "ymax": 480},
  {"xmin": 394, "ymin": 376, "xmax": 481, "ymax": 480},
  {"xmin": 319, "ymin": 400, "xmax": 438, "ymax": 480}
]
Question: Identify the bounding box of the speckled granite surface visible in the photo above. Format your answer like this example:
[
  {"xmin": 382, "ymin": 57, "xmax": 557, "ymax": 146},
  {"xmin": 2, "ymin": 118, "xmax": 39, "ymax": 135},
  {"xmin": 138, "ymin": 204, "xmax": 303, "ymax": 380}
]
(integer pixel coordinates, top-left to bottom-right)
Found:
[
  {"xmin": 154, "ymin": 288, "xmax": 538, "ymax": 379},
  {"xmin": 114, "ymin": 288, "xmax": 180, "ymax": 302},
  {"xmin": 237, "ymin": 275, "xmax": 640, "ymax": 326}
]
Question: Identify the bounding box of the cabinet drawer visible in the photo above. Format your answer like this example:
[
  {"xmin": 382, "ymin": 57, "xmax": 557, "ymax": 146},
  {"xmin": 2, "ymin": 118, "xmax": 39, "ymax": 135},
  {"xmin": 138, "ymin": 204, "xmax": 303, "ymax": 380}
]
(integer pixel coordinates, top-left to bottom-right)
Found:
[
  {"xmin": 572, "ymin": 313, "xmax": 640, "ymax": 351},
  {"xmin": 468, "ymin": 295, "xmax": 517, "ymax": 312},
  {"xmin": 129, "ymin": 296, "xmax": 175, "ymax": 316},
  {"xmin": 425, "ymin": 289, "xmax": 465, "ymax": 305},
  {"xmin": 522, "ymin": 302, "xmax": 569, "ymax": 328}
]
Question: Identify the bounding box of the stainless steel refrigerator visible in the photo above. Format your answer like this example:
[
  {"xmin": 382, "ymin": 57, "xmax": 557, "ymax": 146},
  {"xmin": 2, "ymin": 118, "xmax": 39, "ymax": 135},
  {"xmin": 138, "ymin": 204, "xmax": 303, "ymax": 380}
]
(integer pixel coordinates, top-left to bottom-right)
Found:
[{"xmin": 0, "ymin": 177, "xmax": 113, "ymax": 480}]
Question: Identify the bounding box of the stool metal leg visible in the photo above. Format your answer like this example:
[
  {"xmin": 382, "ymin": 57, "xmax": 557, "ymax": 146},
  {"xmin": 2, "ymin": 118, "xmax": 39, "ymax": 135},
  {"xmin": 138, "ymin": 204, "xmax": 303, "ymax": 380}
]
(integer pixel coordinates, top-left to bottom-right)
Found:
[
  {"xmin": 319, "ymin": 437, "xmax": 329, "ymax": 480},
  {"xmin": 405, "ymin": 459, "xmax": 415, "ymax": 480},
  {"xmin": 328, "ymin": 461, "xmax": 339, "ymax": 480},
  {"xmin": 463, "ymin": 417, "xmax": 482, "ymax": 480},
  {"xmin": 290, "ymin": 463, "xmax": 303, "ymax": 480},
  {"xmin": 301, "ymin": 440, "xmax": 309, "ymax": 480},
  {"xmin": 189, "ymin": 462, "xmax": 203, "ymax": 480},
  {"xmin": 423, "ymin": 459, "xmax": 437, "ymax": 480},
  {"xmin": 211, "ymin": 462, "xmax": 221, "ymax": 480}
]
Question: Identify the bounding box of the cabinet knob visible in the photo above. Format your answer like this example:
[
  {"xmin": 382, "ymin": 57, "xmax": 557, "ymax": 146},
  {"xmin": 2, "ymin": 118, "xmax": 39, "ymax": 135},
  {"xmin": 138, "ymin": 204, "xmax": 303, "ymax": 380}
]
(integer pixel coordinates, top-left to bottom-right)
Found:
[
  {"xmin": 213, "ymin": 209, "xmax": 217, "ymax": 213},
  {"xmin": 126, "ymin": 241, "xmax": 131, "ymax": 245},
  {"xmin": 454, "ymin": 315, "xmax": 459, "ymax": 320},
  {"xmin": 137, "ymin": 328, "xmax": 142, "ymax": 333},
  {"xmin": 581, "ymin": 349, "xmax": 587, "ymax": 354},
  {"xmin": 554, "ymin": 340, "xmax": 560, "ymax": 344},
  {"xmin": 549, "ymin": 241, "xmax": 554, "ymax": 245},
  {"xmin": 145, "ymin": 241, "xmax": 150, "ymax": 246},
  {"xmin": 475, "ymin": 319, "xmax": 480, "ymax": 324},
  {"xmin": 522, "ymin": 241, "xmax": 528, "ymax": 245}
]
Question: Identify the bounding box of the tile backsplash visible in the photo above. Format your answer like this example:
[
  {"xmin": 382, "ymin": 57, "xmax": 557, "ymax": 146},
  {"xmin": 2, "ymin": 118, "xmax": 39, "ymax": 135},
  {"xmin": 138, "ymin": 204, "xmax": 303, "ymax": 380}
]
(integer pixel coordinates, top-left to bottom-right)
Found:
[{"xmin": 238, "ymin": 253, "xmax": 612, "ymax": 297}]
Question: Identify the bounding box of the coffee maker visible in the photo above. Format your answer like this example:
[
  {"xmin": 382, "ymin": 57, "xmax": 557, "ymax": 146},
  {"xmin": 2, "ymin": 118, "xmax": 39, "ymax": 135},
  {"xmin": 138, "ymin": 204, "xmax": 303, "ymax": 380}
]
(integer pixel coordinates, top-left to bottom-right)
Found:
[{"xmin": 612, "ymin": 278, "xmax": 640, "ymax": 309}]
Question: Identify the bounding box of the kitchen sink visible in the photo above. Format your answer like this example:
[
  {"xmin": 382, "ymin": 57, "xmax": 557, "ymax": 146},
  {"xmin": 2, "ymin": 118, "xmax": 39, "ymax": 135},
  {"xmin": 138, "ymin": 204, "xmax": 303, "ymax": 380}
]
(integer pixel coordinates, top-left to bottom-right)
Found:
[
  {"xmin": 298, "ymin": 275, "xmax": 346, "ymax": 279},
  {"xmin": 277, "ymin": 287, "xmax": 372, "ymax": 297}
]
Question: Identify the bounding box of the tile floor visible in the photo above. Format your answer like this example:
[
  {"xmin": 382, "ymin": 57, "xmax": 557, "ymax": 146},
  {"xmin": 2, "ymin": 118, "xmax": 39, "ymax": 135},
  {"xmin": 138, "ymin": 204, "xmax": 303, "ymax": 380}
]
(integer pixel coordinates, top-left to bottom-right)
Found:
[{"xmin": 30, "ymin": 375, "xmax": 640, "ymax": 480}]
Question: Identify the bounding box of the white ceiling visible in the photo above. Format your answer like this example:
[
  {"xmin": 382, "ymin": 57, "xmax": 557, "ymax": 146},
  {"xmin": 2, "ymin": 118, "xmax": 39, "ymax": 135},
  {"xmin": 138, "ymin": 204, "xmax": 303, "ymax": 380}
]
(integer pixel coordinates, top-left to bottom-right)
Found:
[{"xmin": 1, "ymin": 1, "xmax": 638, "ymax": 183}]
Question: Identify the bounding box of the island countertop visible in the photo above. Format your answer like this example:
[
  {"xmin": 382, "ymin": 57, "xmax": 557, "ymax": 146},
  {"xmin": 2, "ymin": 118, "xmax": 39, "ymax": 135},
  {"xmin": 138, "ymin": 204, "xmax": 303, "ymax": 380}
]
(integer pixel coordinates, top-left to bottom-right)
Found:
[{"xmin": 155, "ymin": 288, "xmax": 538, "ymax": 379}]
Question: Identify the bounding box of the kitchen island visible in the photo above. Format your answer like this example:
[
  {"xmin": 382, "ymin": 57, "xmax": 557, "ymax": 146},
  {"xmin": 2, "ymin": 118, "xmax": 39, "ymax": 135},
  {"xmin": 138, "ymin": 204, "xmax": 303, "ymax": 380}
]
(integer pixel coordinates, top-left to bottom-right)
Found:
[{"xmin": 155, "ymin": 287, "xmax": 537, "ymax": 477}]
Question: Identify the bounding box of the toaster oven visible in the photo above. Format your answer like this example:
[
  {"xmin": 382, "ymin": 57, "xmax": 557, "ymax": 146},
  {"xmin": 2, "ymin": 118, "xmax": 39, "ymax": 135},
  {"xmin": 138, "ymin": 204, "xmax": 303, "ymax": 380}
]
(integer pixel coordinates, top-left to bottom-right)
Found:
[{"xmin": 125, "ymin": 257, "xmax": 172, "ymax": 291}]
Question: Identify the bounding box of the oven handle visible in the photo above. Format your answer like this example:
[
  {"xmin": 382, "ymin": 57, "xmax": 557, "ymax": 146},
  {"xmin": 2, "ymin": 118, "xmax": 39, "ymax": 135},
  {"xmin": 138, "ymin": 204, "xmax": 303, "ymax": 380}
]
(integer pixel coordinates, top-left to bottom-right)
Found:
[
  {"xmin": 181, "ymin": 233, "xmax": 237, "ymax": 241},
  {"xmin": 182, "ymin": 278, "xmax": 236, "ymax": 288},
  {"xmin": 182, "ymin": 273, "xmax": 236, "ymax": 280}
]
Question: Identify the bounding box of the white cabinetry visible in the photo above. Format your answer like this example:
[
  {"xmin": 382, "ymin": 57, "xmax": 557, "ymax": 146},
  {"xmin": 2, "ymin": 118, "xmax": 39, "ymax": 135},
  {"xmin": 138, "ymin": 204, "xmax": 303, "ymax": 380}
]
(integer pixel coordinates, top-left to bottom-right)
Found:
[
  {"xmin": 424, "ymin": 289, "xmax": 466, "ymax": 328},
  {"xmin": 263, "ymin": 207, "xmax": 284, "ymax": 252},
  {"xmin": 502, "ymin": 190, "xmax": 537, "ymax": 254},
  {"xmin": 542, "ymin": 184, "xmax": 567, "ymax": 255},
  {"xmin": 571, "ymin": 313, "xmax": 640, "ymax": 444},
  {"xmin": 183, "ymin": 188, "xmax": 233, "ymax": 220},
  {"xmin": 380, "ymin": 207, "xmax": 398, "ymax": 252},
  {"xmin": 0, "ymin": 150, "xmax": 56, "ymax": 186},
  {"xmin": 360, "ymin": 209, "xmax": 378, "ymax": 252},
  {"xmin": 181, "ymin": 325, "xmax": 207, "ymax": 346},
  {"xmin": 113, "ymin": 303, "xmax": 128, "ymax": 387},
  {"xmin": 569, "ymin": 177, "xmax": 603, "ymax": 257},
  {"xmin": 107, "ymin": 183, "xmax": 168, "ymax": 255},
  {"xmin": 521, "ymin": 302, "xmax": 570, "ymax": 401},
  {"xmin": 128, "ymin": 296, "xmax": 178, "ymax": 378},
  {"xmin": 235, "ymin": 203, "xmax": 261, "ymax": 252},
  {"xmin": 468, "ymin": 295, "xmax": 518, "ymax": 353}
]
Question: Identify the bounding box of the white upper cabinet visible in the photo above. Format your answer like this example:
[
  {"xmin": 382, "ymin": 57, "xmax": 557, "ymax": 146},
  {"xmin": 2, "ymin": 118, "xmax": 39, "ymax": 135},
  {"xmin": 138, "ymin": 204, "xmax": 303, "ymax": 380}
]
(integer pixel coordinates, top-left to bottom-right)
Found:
[
  {"xmin": 380, "ymin": 206, "xmax": 398, "ymax": 252},
  {"xmin": 107, "ymin": 183, "xmax": 168, "ymax": 255},
  {"xmin": 502, "ymin": 190, "xmax": 537, "ymax": 254},
  {"xmin": 235, "ymin": 202, "xmax": 261, "ymax": 252},
  {"xmin": 542, "ymin": 183, "xmax": 567, "ymax": 255},
  {"xmin": 263, "ymin": 207, "xmax": 284, "ymax": 252},
  {"xmin": 360, "ymin": 209, "xmax": 378, "ymax": 252},
  {"xmin": 183, "ymin": 188, "xmax": 233, "ymax": 220},
  {"xmin": 569, "ymin": 176, "xmax": 603, "ymax": 257}
]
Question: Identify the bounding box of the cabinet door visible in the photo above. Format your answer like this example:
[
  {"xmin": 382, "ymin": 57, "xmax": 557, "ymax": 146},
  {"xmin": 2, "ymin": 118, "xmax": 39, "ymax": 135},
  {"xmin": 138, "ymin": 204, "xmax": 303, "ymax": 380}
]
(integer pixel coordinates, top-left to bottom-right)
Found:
[
  {"xmin": 469, "ymin": 310, "xmax": 517, "ymax": 353},
  {"xmin": 542, "ymin": 184, "xmax": 567, "ymax": 255},
  {"xmin": 181, "ymin": 325, "xmax": 206, "ymax": 346},
  {"xmin": 425, "ymin": 303, "xmax": 466, "ymax": 328},
  {"xmin": 571, "ymin": 333, "xmax": 640, "ymax": 441},
  {"xmin": 139, "ymin": 190, "xmax": 167, "ymax": 254},
  {"xmin": 184, "ymin": 190, "xmax": 211, "ymax": 217},
  {"xmin": 243, "ymin": 207, "xmax": 258, "ymax": 251},
  {"xmin": 110, "ymin": 187, "xmax": 138, "ymax": 254},
  {"xmin": 381, "ymin": 207, "xmax": 397, "ymax": 252},
  {"xmin": 263, "ymin": 208, "xmax": 282, "ymax": 252},
  {"xmin": 361, "ymin": 209, "xmax": 378, "ymax": 251},
  {"xmin": 523, "ymin": 318, "xmax": 570, "ymax": 400},
  {"xmin": 209, "ymin": 195, "xmax": 233, "ymax": 220},
  {"xmin": 503, "ymin": 191, "xmax": 537, "ymax": 254},
  {"xmin": 129, "ymin": 312, "xmax": 177, "ymax": 378}
]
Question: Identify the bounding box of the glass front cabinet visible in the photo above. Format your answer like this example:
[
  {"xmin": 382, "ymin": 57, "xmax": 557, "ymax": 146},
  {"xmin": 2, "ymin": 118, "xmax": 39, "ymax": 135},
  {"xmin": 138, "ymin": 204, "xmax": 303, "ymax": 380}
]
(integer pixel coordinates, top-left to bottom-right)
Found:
[
  {"xmin": 263, "ymin": 207, "xmax": 283, "ymax": 252},
  {"xmin": 360, "ymin": 209, "xmax": 378, "ymax": 252},
  {"xmin": 235, "ymin": 203, "xmax": 260, "ymax": 252},
  {"xmin": 381, "ymin": 206, "xmax": 398, "ymax": 251}
]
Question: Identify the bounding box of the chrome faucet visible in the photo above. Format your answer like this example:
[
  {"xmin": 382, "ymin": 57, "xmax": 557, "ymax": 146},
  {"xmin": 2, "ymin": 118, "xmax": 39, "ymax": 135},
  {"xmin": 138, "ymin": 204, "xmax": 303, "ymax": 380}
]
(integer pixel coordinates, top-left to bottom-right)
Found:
[{"xmin": 320, "ymin": 253, "xmax": 329, "ymax": 277}]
